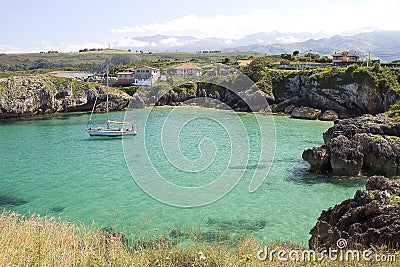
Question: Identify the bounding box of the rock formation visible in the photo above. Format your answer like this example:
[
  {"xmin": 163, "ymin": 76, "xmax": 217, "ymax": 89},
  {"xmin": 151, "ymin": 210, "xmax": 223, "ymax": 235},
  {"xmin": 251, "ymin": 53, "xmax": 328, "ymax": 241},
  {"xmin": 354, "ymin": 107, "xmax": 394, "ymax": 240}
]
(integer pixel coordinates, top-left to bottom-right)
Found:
[
  {"xmin": 291, "ymin": 107, "xmax": 321, "ymax": 120},
  {"xmin": 274, "ymin": 74, "xmax": 399, "ymax": 118},
  {"xmin": 0, "ymin": 75, "xmax": 131, "ymax": 119},
  {"xmin": 309, "ymin": 175, "xmax": 400, "ymax": 250},
  {"xmin": 303, "ymin": 114, "xmax": 400, "ymax": 176}
]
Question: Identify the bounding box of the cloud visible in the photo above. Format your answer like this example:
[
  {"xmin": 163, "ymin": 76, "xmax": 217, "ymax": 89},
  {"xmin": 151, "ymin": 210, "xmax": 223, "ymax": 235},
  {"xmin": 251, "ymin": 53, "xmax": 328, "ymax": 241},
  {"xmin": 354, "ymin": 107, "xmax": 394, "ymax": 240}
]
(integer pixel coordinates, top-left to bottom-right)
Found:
[
  {"xmin": 275, "ymin": 36, "xmax": 301, "ymax": 43},
  {"xmin": 108, "ymin": 9, "xmax": 284, "ymax": 39},
  {"xmin": 108, "ymin": 2, "xmax": 400, "ymax": 40},
  {"xmin": 114, "ymin": 38, "xmax": 157, "ymax": 48}
]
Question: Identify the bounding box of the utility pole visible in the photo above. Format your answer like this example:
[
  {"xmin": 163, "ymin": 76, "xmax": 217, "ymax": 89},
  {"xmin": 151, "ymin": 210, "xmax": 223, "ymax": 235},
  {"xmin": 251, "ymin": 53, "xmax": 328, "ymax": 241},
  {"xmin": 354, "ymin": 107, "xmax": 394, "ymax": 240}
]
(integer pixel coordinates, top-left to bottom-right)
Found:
[{"xmin": 367, "ymin": 51, "xmax": 371, "ymax": 67}]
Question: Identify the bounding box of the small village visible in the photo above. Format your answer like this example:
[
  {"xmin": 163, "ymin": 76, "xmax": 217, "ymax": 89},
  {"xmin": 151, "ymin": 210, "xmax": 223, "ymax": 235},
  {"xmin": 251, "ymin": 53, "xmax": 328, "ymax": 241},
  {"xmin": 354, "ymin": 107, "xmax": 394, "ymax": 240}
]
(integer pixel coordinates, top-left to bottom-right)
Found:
[{"xmin": 48, "ymin": 51, "xmax": 367, "ymax": 86}]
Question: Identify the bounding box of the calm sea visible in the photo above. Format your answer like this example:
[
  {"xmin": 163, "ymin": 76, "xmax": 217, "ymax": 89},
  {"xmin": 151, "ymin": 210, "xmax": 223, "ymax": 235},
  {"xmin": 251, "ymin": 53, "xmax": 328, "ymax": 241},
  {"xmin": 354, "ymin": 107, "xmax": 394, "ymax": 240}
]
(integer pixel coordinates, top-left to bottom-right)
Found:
[{"xmin": 0, "ymin": 107, "xmax": 366, "ymax": 246}]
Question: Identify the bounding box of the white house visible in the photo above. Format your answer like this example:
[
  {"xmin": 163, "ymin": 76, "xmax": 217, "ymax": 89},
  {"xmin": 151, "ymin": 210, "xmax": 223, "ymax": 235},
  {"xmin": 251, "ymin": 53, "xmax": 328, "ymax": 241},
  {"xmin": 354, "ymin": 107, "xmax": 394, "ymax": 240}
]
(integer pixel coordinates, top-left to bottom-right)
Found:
[
  {"xmin": 133, "ymin": 66, "xmax": 160, "ymax": 86},
  {"xmin": 173, "ymin": 62, "xmax": 202, "ymax": 77}
]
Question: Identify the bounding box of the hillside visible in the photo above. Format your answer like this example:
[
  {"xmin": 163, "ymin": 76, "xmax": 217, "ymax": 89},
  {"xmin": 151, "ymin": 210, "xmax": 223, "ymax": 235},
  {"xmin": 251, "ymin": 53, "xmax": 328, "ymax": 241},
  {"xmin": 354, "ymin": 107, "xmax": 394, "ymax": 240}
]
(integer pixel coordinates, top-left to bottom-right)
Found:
[{"xmin": 0, "ymin": 51, "xmax": 262, "ymax": 73}]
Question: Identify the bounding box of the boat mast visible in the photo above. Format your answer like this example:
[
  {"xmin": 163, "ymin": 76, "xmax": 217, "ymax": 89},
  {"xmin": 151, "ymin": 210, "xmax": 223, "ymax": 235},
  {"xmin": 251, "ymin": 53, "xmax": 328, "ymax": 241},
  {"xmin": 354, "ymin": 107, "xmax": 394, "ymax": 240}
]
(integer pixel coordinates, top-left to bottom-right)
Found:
[{"xmin": 106, "ymin": 65, "xmax": 109, "ymax": 128}]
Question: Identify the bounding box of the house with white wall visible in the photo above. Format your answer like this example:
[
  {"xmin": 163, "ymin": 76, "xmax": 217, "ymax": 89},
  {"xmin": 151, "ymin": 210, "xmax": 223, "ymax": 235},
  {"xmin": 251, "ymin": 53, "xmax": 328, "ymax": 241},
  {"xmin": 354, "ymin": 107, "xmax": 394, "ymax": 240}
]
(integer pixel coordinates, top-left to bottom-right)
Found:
[
  {"xmin": 173, "ymin": 62, "xmax": 202, "ymax": 77},
  {"xmin": 133, "ymin": 66, "xmax": 160, "ymax": 86}
]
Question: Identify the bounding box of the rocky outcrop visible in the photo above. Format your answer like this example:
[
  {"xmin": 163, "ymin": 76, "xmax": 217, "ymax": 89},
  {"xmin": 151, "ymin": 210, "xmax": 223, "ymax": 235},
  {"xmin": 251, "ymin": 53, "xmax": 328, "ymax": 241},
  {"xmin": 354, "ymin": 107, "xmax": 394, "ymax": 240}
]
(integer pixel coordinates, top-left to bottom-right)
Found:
[
  {"xmin": 274, "ymin": 75, "xmax": 399, "ymax": 118},
  {"xmin": 309, "ymin": 176, "xmax": 400, "ymax": 250},
  {"xmin": 303, "ymin": 114, "xmax": 400, "ymax": 176},
  {"xmin": 320, "ymin": 109, "xmax": 339, "ymax": 121},
  {"xmin": 291, "ymin": 107, "xmax": 321, "ymax": 120},
  {"xmin": 143, "ymin": 87, "xmax": 270, "ymax": 112},
  {"xmin": 0, "ymin": 75, "xmax": 131, "ymax": 118}
]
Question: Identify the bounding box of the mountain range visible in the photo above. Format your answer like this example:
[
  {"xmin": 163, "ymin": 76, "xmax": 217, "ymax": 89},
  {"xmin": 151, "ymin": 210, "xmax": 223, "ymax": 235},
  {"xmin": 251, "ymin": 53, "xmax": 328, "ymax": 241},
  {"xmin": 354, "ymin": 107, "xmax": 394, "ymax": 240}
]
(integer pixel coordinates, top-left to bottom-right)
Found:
[{"xmin": 114, "ymin": 30, "xmax": 400, "ymax": 62}]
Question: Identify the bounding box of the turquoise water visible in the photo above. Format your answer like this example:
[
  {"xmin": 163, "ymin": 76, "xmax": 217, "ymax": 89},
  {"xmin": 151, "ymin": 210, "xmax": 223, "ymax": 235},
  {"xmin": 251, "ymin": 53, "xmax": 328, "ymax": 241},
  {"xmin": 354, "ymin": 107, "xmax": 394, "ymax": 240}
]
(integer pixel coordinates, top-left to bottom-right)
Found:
[{"xmin": 0, "ymin": 107, "xmax": 366, "ymax": 246}]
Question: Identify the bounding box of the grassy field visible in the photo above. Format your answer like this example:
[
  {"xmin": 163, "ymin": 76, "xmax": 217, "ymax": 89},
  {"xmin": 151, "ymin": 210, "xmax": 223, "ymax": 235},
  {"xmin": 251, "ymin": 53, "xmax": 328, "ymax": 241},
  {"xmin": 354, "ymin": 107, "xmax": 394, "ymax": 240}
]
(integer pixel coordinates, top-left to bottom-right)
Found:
[
  {"xmin": 0, "ymin": 210, "xmax": 398, "ymax": 267},
  {"xmin": 0, "ymin": 50, "xmax": 264, "ymax": 73}
]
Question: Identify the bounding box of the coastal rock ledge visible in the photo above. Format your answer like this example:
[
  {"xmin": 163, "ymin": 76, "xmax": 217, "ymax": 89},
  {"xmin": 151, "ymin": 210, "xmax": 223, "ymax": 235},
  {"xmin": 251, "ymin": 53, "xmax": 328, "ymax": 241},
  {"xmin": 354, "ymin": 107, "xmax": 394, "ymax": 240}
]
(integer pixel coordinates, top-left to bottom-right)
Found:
[
  {"xmin": 309, "ymin": 175, "xmax": 400, "ymax": 250},
  {"xmin": 302, "ymin": 114, "xmax": 400, "ymax": 176},
  {"xmin": 0, "ymin": 75, "xmax": 130, "ymax": 119}
]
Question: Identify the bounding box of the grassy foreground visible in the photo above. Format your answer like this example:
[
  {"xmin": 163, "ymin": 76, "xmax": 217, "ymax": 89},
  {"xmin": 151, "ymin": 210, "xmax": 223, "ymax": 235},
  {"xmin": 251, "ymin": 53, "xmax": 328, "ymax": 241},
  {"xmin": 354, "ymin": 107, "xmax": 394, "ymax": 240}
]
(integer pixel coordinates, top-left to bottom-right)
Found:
[{"xmin": 0, "ymin": 210, "xmax": 398, "ymax": 267}]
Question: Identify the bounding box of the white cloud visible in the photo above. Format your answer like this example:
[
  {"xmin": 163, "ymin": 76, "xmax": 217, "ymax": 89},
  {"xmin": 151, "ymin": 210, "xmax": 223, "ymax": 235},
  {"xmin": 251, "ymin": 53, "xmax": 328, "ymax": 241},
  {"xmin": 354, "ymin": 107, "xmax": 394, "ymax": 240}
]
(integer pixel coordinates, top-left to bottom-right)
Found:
[
  {"xmin": 107, "ymin": 3, "xmax": 400, "ymax": 40},
  {"xmin": 275, "ymin": 36, "xmax": 301, "ymax": 43},
  {"xmin": 159, "ymin": 37, "xmax": 186, "ymax": 46},
  {"xmin": 114, "ymin": 38, "xmax": 157, "ymax": 48},
  {"xmin": 108, "ymin": 9, "xmax": 284, "ymax": 39}
]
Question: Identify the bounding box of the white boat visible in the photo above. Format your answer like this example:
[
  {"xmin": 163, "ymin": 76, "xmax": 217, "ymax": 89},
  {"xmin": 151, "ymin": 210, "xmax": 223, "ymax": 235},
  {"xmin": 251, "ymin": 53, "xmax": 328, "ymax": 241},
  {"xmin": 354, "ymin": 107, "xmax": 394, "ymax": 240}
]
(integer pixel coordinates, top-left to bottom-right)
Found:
[{"xmin": 86, "ymin": 67, "xmax": 137, "ymax": 137}]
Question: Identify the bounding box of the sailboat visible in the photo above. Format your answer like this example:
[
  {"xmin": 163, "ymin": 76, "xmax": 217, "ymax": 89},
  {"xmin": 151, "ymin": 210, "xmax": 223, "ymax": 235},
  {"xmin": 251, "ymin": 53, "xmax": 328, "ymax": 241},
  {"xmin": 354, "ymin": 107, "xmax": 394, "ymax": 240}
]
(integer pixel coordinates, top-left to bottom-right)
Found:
[{"xmin": 86, "ymin": 66, "xmax": 137, "ymax": 137}]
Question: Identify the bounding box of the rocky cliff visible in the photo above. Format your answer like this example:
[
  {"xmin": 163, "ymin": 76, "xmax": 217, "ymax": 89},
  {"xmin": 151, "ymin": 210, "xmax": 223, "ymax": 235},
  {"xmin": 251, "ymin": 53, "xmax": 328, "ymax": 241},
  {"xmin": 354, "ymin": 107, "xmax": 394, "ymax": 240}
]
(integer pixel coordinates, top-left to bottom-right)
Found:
[
  {"xmin": 303, "ymin": 114, "xmax": 400, "ymax": 176},
  {"xmin": 271, "ymin": 74, "xmax": 399, "ymax": 118},
  {"xmin": 309, "ymin": 175, "xmax": 400, "ymax": 250},
  {"xmin": 0, "ymin": 75, "xmax": 131, "ymax": 119}
]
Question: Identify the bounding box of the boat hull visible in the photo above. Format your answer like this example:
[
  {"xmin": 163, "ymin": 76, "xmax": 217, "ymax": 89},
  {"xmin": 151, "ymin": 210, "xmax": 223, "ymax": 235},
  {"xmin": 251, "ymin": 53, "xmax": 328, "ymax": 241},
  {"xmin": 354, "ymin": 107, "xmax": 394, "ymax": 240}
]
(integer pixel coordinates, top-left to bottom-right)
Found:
[{"xmin": 86, "ymin": 128, "xmax": 137, "ymax": 137}]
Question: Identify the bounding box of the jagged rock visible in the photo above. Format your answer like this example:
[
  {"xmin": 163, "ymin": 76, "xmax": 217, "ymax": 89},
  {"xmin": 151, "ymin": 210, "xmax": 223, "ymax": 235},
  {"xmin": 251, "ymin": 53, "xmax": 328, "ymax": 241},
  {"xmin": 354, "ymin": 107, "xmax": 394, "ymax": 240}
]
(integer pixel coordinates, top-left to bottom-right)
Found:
[
  {"xmin": 214, "ymin": 90, "xmax": 221, "ymax": 100},
  {"xmin": 309, "ymin": 176, "xmax": 400, "ymax": 250},
  {"xmin": 284, "ymin": 104, "xmax": 294, "ymax": 114},
  {"xmin": 320, "ymin": 110, "xmax": 339, "ymax": 121},
  {"xmin": 354, "ymin": 133, "xmax": 400, "ymax": 176},
  {"xmin": 241, "ymin": 90, "xmax": 268, "ymax": 112},
  {"xmin": 0, "ymin": 75, "xmax": 130, "ymax": 118},
  {"xmin": 329, "ymin": 135, "xmax": 363, "ymax": 176},
  {"xmin": 302, "ymin": 146, "xmax": 330, "ymax": 172},
  {"xmin": 270, "ymin": 99, "xmax": 291, "ymax": 113},
  {"xmin": 304, "ymin": 114, "xmax": 400, "ymax": 176},
  {"xmin": 291, "ymin": 107, "xmax": 321, "ymax": 120},
  {"xmin": 128, "ymin": 94, "xmax": 145, "ymax": 109},
  {"xmin": 276, "ymin": 74, "xmax": 399, "ymax": 118}
]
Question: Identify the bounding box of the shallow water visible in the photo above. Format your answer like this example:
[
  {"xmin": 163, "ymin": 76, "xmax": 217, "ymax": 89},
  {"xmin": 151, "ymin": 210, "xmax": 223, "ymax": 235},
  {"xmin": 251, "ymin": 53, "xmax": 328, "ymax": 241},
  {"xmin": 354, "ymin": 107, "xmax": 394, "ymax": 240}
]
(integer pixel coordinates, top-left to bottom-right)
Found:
[{"xmin": 0, "ymin": 107, "xmax": 366, "ymax": 246}]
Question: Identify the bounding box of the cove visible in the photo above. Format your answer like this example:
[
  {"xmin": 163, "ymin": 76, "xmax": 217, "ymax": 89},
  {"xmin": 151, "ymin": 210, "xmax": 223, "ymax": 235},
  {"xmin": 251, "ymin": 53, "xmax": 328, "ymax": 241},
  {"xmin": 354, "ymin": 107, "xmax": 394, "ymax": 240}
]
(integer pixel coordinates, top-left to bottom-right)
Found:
[{"xmin": 0, "ymin": 107, "xmax": 366, "ymax": 246}]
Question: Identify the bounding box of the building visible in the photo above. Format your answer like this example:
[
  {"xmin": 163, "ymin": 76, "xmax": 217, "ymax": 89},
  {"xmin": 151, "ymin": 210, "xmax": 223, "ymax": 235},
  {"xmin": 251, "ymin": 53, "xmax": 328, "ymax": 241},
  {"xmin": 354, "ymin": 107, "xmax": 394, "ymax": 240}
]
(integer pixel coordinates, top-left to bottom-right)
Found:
[
  {"xmin": 116, "ymin": 68, "xmax": 135, "ymax": 85},
  {"xmin": 332, "ymin": 51, "xmax": 360, "ymax": 66},
  {"xmin": 133, "ymin": 66, "xmax": 160, "ymax": 86},
  {"xmin": 173, "ymin": 62, "xmax": 202, "ymax": 77}
]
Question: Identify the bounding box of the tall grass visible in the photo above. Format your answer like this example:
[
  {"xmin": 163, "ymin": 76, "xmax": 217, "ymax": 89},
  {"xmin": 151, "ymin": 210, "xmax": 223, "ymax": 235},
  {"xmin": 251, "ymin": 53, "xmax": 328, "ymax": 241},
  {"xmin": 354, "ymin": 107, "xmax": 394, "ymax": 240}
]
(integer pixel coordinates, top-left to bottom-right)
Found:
[{"xmin": 0, "ymin": 210, "xmax": 397, "ymax": 266}]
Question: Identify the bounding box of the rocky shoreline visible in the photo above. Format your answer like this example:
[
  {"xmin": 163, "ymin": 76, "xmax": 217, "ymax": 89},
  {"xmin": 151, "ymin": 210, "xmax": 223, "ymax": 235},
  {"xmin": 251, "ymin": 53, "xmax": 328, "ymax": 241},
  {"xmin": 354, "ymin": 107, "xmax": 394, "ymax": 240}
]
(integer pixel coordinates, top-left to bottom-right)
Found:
[
  {"xmin": 309, "ymin": 175, "xmax": 400, "ymax": 250},
  {"xmin": 302, "ymin": 114, "xmax": 400, "ymax": 176},
  {"xmin": 0, "ymin": 75, "xmax": 130, "ymax": 119}
]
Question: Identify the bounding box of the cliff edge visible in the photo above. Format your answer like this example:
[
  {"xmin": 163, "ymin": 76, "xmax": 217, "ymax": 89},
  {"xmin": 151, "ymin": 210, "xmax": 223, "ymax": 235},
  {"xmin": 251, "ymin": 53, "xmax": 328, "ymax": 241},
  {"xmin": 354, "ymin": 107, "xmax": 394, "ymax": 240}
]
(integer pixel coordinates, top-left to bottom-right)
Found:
[{"xmin": 0, "ymin": 75, "xmax": 131, "ymax": 119}]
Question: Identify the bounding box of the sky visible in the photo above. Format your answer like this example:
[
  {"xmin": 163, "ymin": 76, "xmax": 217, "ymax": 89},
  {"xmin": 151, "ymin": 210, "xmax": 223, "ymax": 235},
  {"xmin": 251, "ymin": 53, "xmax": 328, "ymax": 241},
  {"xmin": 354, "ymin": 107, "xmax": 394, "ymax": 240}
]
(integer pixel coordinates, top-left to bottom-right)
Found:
[{"xmin": 1, "ymin": 0, "xmax": 400, "ymax": 53}]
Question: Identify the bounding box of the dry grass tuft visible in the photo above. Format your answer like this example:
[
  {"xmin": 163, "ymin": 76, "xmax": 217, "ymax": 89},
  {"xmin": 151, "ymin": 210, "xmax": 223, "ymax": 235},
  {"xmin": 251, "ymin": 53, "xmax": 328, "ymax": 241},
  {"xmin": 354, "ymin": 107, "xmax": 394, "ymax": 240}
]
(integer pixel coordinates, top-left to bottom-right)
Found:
[{"xmin": 0, "ymin": 210, "xmax": 398, "ymax": 266}]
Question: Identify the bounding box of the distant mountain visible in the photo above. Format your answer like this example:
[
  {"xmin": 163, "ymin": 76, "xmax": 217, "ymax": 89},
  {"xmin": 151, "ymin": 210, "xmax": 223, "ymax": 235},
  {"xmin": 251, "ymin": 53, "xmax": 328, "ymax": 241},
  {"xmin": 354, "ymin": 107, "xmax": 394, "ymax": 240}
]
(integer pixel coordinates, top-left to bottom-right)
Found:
[
  {"xmin": 114, "ymin": 31, "xmax": 400, "ymax": 62},
  {"xmin": 225, "ymin": 30, "xmax": 400, "ymax": 62},
  {"xmin": 114, "ymin": 32, "xmax": 322, "ymax": 52}
]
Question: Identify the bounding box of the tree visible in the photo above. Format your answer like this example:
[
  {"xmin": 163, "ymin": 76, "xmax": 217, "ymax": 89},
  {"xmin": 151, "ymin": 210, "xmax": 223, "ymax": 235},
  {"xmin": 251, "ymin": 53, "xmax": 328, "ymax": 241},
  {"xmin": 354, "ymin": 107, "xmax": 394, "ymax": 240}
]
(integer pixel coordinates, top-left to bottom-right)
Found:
[
  {"xmin": 293, "ymin": 50, "xmax": 300, "ymax": 56},
  {"xmin": 110, "ymin": 54, "xmax": 131, "ymax": 66}
]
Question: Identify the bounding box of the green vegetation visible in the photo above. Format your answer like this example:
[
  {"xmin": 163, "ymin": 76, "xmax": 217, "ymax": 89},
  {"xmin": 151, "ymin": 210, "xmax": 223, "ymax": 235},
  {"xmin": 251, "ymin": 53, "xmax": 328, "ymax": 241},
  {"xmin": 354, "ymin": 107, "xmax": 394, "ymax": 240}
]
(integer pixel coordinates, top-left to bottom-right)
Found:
[
  {"xmin": 389, "ymin": 195, "xmax": 400, "ymax": 205},
  {"xmin": 385, "ymin": 103, "xmax": 400, "ymax": 123},
  {"xmin": 368, "ymin": 192, "xmax": 375, "ymax": 200},
  {"xmin": 242, "ymin": 57, "xmax": 400, "ymax": 100},
  {"xmin": 0, "ymin": 50, "xmax": 263, "ymax": 72},
  {"xmin": 0, "ymin": 210, "xmax": 397, "ymax": 267}
]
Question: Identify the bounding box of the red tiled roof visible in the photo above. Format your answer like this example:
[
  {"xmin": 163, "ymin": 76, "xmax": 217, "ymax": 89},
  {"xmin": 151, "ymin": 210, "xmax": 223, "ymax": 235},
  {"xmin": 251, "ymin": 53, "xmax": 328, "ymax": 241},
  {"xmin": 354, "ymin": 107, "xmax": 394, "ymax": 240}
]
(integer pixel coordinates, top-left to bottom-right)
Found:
[
  {"xmin": 173, "ymin": 62, "xmax": 202, "ymax": 70},
  {"xmin": 236, "ymin": 59, "xmax": 253, "ymax": 67},
  {"xmin": 332, "ymin": 51, "xmax": 359, "ymax": 58},
  {"xmin": 134, "ymin": 66, "xmax": 160, "ymax": 71}
]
